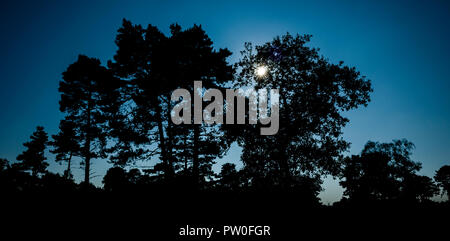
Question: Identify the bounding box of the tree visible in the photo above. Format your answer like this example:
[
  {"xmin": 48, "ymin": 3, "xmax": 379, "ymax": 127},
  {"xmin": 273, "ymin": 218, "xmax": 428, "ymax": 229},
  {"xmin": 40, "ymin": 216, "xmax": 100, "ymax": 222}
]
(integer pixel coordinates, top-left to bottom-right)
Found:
[
  {"xmin": 340, "ymin": 139, "xmax": 423, "ymax": 202},
  {"xmin": 109, "ymin": 20, "xmax": 234, "ymax": 189},
  {"xmin": 103, "ymin": 167, "xmax": 147, "ymax": 192},
  {"xmin": 103, "ymin": 166, "xmax": 128, "ymax": 192},
  {"xmin": 16, "ymin": 126, "xmax": 49, "ymax": 177},
  {"xmin": 167, "ymin": 24, "xmax": 234, "ymax": 189},
  {"xmin": 0, "ymin": 158, "xmax": 8, "ymax": 173},
  {"xmin": 402, "ymin": 174, "xmax": 439, "ymax": 203},
  {"xmin": 59, "ymin": 55, "xmax": 121, "ymax": 187},
  {"xmin": 50, "ymin": 119, "xmax": 81, "ymax": 179},
  {"xmin": 217, "ymin": 163, "xmax": 241, "ymax": 191},
  {"xmin": 0, "ymin": 158, "xmax": 10, "ymax": 190},
  {"xmin": 235, "ymin": 34, "xmax": 372, "ymax": 190},
  {"xmin": 108, "ymin": 20, "xmax": 172, "ymax": 179},
  {"xmin": 434, "ymin": 165, "xmax": 450, "ymax": 201}
]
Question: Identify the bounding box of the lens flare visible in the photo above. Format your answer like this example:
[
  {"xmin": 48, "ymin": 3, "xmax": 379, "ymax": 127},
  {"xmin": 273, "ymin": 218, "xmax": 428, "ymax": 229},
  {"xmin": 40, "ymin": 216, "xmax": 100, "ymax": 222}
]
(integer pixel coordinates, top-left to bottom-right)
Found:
[{"xmin": 256, "ymin": 65, "xmax": 268, "ymax": 77}]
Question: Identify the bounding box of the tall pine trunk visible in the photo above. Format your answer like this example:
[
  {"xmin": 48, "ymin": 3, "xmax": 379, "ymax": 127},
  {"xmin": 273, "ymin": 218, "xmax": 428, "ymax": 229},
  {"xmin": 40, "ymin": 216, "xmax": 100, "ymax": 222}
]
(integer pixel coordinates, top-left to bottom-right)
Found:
[
  {"xmin": 278, "ymin": 87, "xmax": 291, "ymax": 187},
  {"xmin": 166, "ymin": 96, "xmax": 174, "ymax": 178},
  {"xmin": 192, "ymin": 124, "xmax": 199, "ymax": 189},
  {"xmin": 155, "ymin": 99, "xmax": 172, "ymax": 180},
  {"xmin": 66, "ymin": 152, "xmax": 72, "ymax": 179},
  {"xmin": 84, "ymin": 94, "xmax": 92, "ymax": 188}
]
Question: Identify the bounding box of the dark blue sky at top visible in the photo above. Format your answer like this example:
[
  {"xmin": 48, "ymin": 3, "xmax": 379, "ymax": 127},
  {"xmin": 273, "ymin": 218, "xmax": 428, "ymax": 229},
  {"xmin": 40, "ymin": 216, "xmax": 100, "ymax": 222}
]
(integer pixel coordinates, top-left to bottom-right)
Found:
[{"xmin": 0, "ymin": 0, "xmax": 449, "ymax": 203}]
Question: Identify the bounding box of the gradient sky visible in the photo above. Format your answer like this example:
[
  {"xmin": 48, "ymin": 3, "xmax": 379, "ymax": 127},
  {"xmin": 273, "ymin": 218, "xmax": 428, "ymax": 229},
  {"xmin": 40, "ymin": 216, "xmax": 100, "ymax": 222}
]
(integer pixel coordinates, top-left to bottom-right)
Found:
[{"xmin": 0, "ymin": 0, "xmax": 449, "ymax": 203}]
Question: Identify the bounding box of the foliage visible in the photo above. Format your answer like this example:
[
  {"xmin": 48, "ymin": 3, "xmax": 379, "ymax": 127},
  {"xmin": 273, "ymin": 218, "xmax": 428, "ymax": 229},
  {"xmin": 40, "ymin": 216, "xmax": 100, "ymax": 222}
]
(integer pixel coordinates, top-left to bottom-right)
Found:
[
  {"xmin": 434, "ymin": 165, "xmax": 450, "ymax": 200},
  {"xmin": 16, "ymin": 126, "xmax": 49, "ymax": 177},
  {"xmin": 234, "ymin": 33, "xmax": 372, "ymax": 189},
  {"xmin": 59, "ymin": 55, "xmax": 121, "ymax": 185},
  {"xmin": 340, "ymin": 139, "xmax": 438, "ymax": 203}
]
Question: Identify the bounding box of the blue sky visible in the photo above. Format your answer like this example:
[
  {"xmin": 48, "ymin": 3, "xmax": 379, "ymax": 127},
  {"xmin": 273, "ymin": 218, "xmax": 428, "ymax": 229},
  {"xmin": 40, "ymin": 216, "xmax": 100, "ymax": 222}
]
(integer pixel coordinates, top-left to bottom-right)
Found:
[{"xmin": 0, "ymin": 0, "xmax": 449, "ymax": 203}]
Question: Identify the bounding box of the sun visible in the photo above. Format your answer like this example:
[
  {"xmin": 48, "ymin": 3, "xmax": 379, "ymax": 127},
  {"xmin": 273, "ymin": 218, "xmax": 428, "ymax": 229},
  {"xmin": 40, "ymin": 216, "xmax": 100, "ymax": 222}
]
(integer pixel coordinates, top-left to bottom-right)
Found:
[{"xmin": 256, "ymin": 65, "xmax": 268, "ymax": 77}]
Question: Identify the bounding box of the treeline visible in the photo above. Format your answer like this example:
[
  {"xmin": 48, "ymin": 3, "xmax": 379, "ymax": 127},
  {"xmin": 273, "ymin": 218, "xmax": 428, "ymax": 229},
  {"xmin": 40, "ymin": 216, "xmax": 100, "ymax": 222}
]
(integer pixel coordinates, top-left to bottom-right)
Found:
[{"xmin": 0, "ymin": 19, "xmax": 449, "ymax": 206}]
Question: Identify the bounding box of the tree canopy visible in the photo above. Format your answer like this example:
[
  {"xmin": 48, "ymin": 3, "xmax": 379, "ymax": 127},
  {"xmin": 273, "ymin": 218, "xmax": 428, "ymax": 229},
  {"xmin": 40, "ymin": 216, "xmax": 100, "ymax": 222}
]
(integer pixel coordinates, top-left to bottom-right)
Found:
[
  {"xmin": 16, "ymin": 126, "xmax": 49, "ymax": 177},
  {"xmin": 340, "ymin": 139, "xmax": 439, "ymax": 203},
  {"xmin": 0, "ymin": 19, "xmax": 447, "ymax": 208},
  {"xmin": 234, "ymin": 34, "xmax": 372, "ymax": 190}
]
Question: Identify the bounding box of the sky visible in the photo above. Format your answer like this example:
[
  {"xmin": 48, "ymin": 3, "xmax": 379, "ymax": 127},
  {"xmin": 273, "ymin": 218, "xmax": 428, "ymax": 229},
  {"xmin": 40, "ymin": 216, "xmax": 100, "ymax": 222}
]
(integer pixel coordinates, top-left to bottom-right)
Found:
[{"xmin": 0, "ymin": 0, "xmax": 449, "ymax": 204}]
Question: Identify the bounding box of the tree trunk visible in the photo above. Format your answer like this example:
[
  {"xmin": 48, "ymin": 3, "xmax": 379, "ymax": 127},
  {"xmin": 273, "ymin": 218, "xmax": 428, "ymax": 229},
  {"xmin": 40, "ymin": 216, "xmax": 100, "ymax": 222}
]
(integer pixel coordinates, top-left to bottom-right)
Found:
[
  {"xmin": 192, "ymin": 125, "xmax": 200, "ymax": 189},
  {"xmin": 84, "ymin": 94, "xmax": 92, "ymax": 188},
  {"xmin": 184, "ymin": 134, "xmax": 188, "ymax": 173},
  {"xmin": 84, "ymin": 134, "xmax": 91, "ymax": 187},
  {"xmin": 165, "ymin": 95, "xmax": 174, "ymax": 177},
  {"xmin": 66, "ymin": 152, "xmax": 72, "ymax": 179},
  {"xmin": 156, "ymin": 100, "xmax": 172, "ymax": 180},
  {"xmin": 278, "ymin": 86, "xmax": 291, "ymax": 188}
]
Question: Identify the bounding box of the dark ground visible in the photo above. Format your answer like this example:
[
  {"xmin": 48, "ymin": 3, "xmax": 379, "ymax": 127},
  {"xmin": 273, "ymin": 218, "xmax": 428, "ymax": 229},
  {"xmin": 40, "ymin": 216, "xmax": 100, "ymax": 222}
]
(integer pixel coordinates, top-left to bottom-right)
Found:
[{"xmin": 2, "ymin": 192, "xmax": 448, "ymax": 240}]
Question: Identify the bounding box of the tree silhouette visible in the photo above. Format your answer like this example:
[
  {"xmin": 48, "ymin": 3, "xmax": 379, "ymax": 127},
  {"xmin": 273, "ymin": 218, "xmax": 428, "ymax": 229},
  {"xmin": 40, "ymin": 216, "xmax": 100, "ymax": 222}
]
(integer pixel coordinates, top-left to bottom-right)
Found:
[
  {"xmin": 0, "ymin": 158, "xmax": 11, "ymax": 191},
  {"xmin": 59, "ymin": 55, "xmax": 121, "ymax": 187},
  {"xmin": 108, "ymin": 20, "xmax": 176, "ymax": 179},
  {"xmin": 103, "ymin": 166, "xmax": 151, "ymax": 192},
  {"xmin": 235, "ymin": 34, "xmax": 372, "ymax": 191},
  {"xmin": 168, "ymin": 24, "xmax": 234, "ymax": 189},
  {"xmin": 50, "ymin": 119, "xmax": 81, "ymax": 179},
  {"xmin": 402, "ymin": 174, "xmax": 439, "ymax": 203},
  {"xmin": 109, "ymin": 20, "xmax": 234, "ymax": 189},
  {"xmin": 107, "ymin": 19, "xmax": 181, "ymax": 178},
  {"xmin": 0, "ymin": 158, "xmax": 8, "ymax": 172},
  {"xmin": 16, "ymin": 126, "xmax": 49, "ymax": 178},
  {"xmin": 103, "ymin": 166, "xmax": 129, "ymax": 192},
  {"xmin": 340, "ymin": 139, "xmax": 425, "ymax": 203},
  {"xmin": 2, "ymin": 16, "xmax": 448, "ymax": 216},
  {"xmin": 434, "ymin": 165, "xmax": 450, "ymax": 201},
  {"xmin": 217, "ymin": 163, "xmax": 241, "ymax": 191}
]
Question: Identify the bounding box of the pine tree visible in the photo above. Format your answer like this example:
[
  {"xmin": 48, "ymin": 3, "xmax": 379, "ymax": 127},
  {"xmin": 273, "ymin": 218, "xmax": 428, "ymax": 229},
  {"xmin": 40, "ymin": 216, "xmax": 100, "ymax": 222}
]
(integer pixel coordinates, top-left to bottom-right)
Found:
[
  {"xmin": 16, "ymin": 126, "xmax": 49, "ymax": 177},
  {"xmin": 59, "ymin": 55, "xmax": 120, "ymax": 187},
  {"xmin": 109, "ymin": 20, "xmax": 234, "ymax": 189},
  {"xmin": 50, "ymin": 119, "xmax": 81, "ymax": 179}
]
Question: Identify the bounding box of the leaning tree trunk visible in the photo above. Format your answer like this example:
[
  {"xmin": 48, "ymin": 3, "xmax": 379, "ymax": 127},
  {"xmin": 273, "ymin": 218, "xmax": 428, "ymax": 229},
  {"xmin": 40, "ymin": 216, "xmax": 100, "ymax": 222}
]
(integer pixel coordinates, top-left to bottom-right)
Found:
[{"xmin": 66, "ymin": 152, "xmax": 73, "ymax": 179}]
